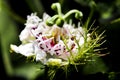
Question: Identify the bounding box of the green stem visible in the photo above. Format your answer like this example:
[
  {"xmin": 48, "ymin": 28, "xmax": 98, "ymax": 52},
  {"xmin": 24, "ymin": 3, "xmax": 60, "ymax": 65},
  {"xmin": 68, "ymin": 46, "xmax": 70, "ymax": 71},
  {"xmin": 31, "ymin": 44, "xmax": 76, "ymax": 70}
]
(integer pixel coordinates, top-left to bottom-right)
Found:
[
  {"xmin": 46, "ymin": 15, "xmax": 59, "ymax": 26},
  {"xmin": 63, "ymin": 9, "xmax": 83, "ymax": 19},
  {"xmin": 51, "ymin": 15, "xmax": 59, "ymax": 21},
  {"xmin": 56, "ymin": 3, "xmax": 62, "ymax": 17},
  {"xmin": 52, "ymin": 3, "xmax": 62, "ymax": 17}
]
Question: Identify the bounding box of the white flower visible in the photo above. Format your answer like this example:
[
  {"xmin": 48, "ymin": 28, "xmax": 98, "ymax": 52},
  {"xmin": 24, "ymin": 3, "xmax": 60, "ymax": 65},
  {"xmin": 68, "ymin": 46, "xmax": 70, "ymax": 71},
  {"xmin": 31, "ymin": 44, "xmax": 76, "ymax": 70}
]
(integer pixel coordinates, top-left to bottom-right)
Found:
[
  {"xmin": 19, "ymin": 13, "xmax": 41, "ymax": 42},
  {"xmin": 11, "ymin": 13, "xmax": 90, "ymax": 65}
]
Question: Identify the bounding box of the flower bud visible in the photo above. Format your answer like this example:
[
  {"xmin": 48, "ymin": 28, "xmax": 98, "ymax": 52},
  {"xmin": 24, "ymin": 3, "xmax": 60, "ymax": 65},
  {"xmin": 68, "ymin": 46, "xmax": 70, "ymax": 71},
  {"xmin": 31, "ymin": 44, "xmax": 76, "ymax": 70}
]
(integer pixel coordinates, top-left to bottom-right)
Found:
[
  {"xmin": 89, "ymin": 1, "xmax": 96, "ymax": 9},
  {"xmin": 46, "ymin": 18, "xmax": 54, "ymax": 26},
  {"xmin": 51, "ymin": 3, "xmax": 57, "ymax": 12},
  {"xmin": 75, "ymin": 12, "xmax": 83, "ymax": 20},
  {"xmin": 47, "ymin": 58, "xmax": 62, "ymax": 66},
  {"xmin": 56, "ymin": 18, "xmax": 64, "ymax": 27}
]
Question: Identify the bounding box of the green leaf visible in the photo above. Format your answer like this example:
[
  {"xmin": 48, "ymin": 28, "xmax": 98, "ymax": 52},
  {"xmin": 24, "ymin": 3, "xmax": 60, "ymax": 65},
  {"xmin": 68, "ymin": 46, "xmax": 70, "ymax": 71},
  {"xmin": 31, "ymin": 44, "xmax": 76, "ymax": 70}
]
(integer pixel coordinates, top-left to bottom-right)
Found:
[
  {"xmin": 14, "ymin": 62, "xmax": 45, "ymax": 80},
  {"xmin": 82, "ymin": 55, "xmax": 108, "ymax": 74},
  {"xmin": 0, "ymin": 0, "xmax": 18, "ymax": 76},
  {"xmin": 10, "ymin": 53, "xmax": 45, "ymax": 80}
]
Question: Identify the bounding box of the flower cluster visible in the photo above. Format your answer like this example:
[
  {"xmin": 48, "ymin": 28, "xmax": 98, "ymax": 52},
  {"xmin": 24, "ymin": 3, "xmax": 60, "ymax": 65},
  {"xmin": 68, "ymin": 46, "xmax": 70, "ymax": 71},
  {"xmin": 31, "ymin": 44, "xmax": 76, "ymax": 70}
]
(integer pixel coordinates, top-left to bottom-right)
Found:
[
  {"xmin": 10, "ymin": 12, "xmax": 90, "ymax": 65},
  {"xmin": 10, "ymin": 3, "xmax": 107, "ymax": 80}
]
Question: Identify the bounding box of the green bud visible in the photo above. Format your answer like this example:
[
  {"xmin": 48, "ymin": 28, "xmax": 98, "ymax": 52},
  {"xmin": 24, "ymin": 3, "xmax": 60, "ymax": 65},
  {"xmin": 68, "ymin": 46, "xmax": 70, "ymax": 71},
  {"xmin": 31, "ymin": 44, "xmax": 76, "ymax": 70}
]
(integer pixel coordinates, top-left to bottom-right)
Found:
[
  {"xmin": 75, "ymin": 12, "xmax": 83, "ymax": 20},
  {"xmin": 56, "ymin": 18, "xmax": 64, "ymax": 27},
  {"xmin": 51, "ymin": 3, "xmax": 57, "ymax": 11},
  {"xmin": 89, "ymin": 1, "xmax": 96, "ymax": 9},
  {"xmin": 46, "ymin": 18, "xmax": 54, "ymax": 26}
]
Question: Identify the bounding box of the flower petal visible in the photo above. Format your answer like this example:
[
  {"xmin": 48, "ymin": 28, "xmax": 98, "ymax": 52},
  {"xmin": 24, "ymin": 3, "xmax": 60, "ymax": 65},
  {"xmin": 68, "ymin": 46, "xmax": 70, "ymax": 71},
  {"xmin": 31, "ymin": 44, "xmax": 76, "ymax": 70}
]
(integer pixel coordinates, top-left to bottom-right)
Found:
[
  {"xmin": 38, "ymin": 37, "xmax": 55, "ymax": 54},
  {"xmin": 11, "ymin": 43, "xmax": 34, "ymax": 56},
  {"xmin": 51, "ymin": 40, "xmax": 65, "ymax": 56}
]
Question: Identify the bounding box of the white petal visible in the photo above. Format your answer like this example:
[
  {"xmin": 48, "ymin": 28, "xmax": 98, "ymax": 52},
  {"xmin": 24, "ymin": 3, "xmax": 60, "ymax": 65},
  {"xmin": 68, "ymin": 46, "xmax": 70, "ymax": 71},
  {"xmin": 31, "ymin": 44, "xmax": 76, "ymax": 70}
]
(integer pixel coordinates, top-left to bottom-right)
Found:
[
  {"xmin": 79, "ymin": 37, "xmax": 84, "ymax": 46},
  {"xmin": 67, "ymin": 39, "xmax": 75, "ymax": 49},
  {"xmin": 10, "ymin": 44, "xmax": 19, "ymax": 53},
  {"xmin": 35, "ymin": 51, "xmax": 47, "ymax": 63},
  {"xmin": 18, "ymin": 43, "xmax": 34, "ymax": 56},
  {"xmin": 34, "ymin": 45, "xmax": 47, "ymax": 63},
  {"xmin": 38, "ymin": 37, "xmax": 54, "ymax": 53},
  {"xmin": 19, "ymin": 28, "xmax": 35, "ymax": 42},
  {"xmin": 78, "ymin": 27, "xmax": 84, "ymax": 34},
  {"xmin": 19, "ymin": 29, "xmax": 29, "ymax": 41},
  {"xmin": 51, "ymin": 40, "xmax": 65, "ymax": 56},
  {"xmin": 25, "ymin": 13, "xmax": 41, "ymax": 27},
  {"xmin": 43, "ymin": 13, "xmax": 51, "ymax": 21}
]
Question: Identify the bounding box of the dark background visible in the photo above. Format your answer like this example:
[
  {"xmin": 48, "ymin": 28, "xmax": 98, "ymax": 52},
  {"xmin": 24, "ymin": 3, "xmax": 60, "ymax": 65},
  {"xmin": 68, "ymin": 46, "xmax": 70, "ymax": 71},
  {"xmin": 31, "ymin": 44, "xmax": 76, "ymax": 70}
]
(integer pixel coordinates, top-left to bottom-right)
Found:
[{"xmin": 1, "ymin": 0, "xmax": 120, "ymax": 80}]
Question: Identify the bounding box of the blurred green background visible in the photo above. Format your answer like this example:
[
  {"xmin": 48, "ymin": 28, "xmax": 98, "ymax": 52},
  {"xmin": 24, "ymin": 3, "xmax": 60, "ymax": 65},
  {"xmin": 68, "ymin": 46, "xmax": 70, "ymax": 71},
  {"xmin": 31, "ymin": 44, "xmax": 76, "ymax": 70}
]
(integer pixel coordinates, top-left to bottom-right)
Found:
[{"xmin": 0, "ymin": 0, "xmax": 120, "ymax": 80}]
